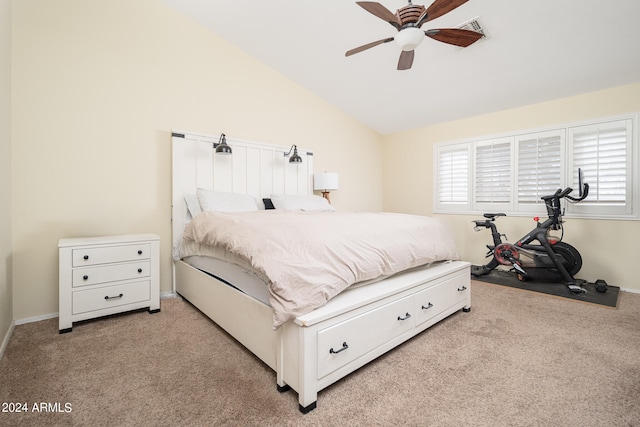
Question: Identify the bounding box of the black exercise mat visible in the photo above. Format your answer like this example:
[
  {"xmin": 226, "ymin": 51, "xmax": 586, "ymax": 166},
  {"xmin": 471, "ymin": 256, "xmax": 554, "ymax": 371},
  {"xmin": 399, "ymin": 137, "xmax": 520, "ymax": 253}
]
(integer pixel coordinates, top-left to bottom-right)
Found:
[{"xmin": 471, "ymin": 266, "xmax": 619, "ymax": 308}]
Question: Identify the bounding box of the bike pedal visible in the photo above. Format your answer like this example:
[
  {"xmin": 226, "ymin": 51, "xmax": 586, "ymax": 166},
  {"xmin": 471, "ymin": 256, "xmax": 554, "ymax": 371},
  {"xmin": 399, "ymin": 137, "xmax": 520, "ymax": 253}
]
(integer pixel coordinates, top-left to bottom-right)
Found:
[{"xmin": 567, "ymin": 284, "xmax": 585, "ymax": 294}]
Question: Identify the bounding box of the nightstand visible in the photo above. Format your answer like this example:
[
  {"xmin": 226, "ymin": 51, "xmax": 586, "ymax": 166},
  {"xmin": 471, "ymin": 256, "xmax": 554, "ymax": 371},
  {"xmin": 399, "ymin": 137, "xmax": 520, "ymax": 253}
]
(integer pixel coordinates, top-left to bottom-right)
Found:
[{"xmin": 58, "ymin": 234, "xmax": 160, "ymax": 333}]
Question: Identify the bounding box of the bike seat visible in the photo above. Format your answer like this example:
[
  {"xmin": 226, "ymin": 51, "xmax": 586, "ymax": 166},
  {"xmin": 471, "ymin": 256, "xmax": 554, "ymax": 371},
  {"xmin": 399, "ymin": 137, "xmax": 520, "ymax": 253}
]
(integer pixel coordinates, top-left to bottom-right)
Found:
[{"xmin": 483, "ymin": 213, "xmax": 506, "ymax": 219}]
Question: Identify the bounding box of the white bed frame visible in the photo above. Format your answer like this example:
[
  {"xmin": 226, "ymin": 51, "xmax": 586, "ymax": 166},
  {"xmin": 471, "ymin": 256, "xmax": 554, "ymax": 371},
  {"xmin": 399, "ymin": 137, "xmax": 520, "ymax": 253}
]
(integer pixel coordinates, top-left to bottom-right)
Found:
[{"xmin": 171, "ymin": 131, "xmax": 471, "ymax": 413}]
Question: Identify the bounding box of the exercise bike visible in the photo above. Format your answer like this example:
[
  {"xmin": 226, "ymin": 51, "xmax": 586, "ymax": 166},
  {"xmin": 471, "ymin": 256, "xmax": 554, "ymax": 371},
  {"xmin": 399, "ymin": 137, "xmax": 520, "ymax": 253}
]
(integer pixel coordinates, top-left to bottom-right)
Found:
[{"xmin": 471, "ymin": 170, "xmax": 590, "ymax": 294}]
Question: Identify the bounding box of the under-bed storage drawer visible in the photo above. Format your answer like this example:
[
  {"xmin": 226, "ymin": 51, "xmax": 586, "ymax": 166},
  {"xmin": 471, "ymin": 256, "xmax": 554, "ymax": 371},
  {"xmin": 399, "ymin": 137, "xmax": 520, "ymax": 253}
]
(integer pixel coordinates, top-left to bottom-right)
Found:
[
  {"xmin": 414, "ymin": 271, "xmax": 469, "ymax": 327},
  {"xmin": 317, "ymin": 294, "xmax": 414, "ymax": 379}
]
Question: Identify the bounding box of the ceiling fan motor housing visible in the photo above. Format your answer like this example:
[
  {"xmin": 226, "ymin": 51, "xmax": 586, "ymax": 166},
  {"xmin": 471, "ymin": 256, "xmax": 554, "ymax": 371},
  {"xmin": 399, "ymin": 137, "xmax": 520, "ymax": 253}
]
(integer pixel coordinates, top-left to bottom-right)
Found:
[{"xmin": 397, "ymin": 5, "xmax": 425, "ymax": 26}]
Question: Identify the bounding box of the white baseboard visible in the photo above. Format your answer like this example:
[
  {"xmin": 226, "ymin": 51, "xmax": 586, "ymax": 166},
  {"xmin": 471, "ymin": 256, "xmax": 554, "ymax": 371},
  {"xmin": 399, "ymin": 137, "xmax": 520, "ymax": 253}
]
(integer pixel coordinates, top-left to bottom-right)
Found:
[
  {"xmin": 161, "ymin": 291, "xmax": 177, "ymax": 299},
  {"xmin": 620, "ymin": 287, "xmax": 640, "ymax": 294},
  {"xmin": 0, "ymin": 320, "xmax": 15, "ymax": 361},
  {"xmin": 14, "ymin": 312, "xmax": 58, "ymax": 326}
]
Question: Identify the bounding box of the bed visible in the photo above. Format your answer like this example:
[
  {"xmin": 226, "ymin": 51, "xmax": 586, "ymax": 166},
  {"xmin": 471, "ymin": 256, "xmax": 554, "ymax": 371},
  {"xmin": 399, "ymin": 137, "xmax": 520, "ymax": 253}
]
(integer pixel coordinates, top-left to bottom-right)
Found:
[{"xmin": 171, "ymin": 131, "xmax": 471, "ymax": 413}]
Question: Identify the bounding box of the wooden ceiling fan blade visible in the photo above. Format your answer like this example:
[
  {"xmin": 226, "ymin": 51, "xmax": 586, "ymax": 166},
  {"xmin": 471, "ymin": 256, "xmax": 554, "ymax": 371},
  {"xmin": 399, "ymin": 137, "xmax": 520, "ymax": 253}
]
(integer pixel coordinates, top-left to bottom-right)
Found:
[
  {"xmin": 425, "ymin": 28, "xmax": 482, "ymax": 47},
  {"xmin": 424, "ymin": 0, "xmax": 469, "ymax": 23},
  {"xmin": 356, "ymin": 1, "xmax": 401, "ymax": 29},
  {"xmin": 346, "ymin": 37, "xmax": 395, "ymax": 57},
  {"xmin": 397, "ymin": 50, "xmax": 414, "ymax": 70}
]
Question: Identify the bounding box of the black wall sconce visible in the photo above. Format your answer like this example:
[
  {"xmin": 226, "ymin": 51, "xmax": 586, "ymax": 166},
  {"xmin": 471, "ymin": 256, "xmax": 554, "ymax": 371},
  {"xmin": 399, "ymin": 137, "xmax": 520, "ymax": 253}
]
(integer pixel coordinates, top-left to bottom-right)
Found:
[
  {"xmin": 214, "ymin": 133, "xmax": 232, "ymax": 155},
  {"xmin": 285, "ymin": 145, "xmax": 302, "ymax": 164}
]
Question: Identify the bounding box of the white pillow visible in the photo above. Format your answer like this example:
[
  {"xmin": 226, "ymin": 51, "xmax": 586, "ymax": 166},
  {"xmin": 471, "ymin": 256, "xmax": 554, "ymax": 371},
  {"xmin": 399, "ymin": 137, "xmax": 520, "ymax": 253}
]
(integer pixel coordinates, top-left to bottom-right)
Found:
[
  {"xmin": 197, "ymin": 189, "xmax": 259, "ymax": 213},
  {"xmin": 184, "ymin": 194, "xmax": 202, "ymax": 218},
  {"xmin": 270, "ymin": 194, "xmax": 335, "ymax": 211}
]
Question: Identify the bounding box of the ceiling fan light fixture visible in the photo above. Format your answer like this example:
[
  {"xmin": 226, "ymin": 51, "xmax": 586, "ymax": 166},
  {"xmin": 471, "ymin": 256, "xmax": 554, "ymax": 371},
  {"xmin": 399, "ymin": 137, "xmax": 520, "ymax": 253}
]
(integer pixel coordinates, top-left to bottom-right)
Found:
[
  {"xmin": 347, "ymin": 0, "xmax": 479, "ymax": 70},
  {"xmin": 394, "ymin": 27, "xmax": 424, "ymax": 51}
]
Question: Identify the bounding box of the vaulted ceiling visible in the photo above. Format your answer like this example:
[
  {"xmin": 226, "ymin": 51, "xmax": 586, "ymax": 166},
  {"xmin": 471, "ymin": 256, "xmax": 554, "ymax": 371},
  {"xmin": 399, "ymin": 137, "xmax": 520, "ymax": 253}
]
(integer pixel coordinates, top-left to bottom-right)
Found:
[{"xmin": 164, "ymin": 0, "xmax": 640, "ymax": 135}]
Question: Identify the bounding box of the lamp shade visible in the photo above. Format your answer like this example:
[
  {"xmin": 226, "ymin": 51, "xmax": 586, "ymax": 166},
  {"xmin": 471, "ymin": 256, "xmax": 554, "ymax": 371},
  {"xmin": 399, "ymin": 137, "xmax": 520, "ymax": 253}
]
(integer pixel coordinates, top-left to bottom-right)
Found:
[{"xmin": 314, "ymin": 172, "xmax": 339, "ymax": 191}]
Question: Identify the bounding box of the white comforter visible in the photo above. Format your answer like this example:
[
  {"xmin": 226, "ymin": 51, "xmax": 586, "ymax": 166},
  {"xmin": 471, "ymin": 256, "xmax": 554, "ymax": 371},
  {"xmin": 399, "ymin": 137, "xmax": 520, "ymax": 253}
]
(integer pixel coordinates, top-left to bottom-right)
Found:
[{"xmin": 177, "ymin": 211, "xmax": 460, "ymax": 328}]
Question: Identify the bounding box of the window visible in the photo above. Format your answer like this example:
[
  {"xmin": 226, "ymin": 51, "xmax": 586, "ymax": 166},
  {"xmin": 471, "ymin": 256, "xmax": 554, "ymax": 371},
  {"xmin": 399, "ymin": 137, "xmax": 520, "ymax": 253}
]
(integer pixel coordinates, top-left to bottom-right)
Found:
[
  {"xmin": 435, "ymin": 143, "xmax": 469, "ymax": 212},
  {"xmin": 434, "ymin": 114, "xmax": 638, "ymax": 220},
  {"xmin": 473, "ymin": 137, "xmax": 512, "ymax": 211},
  {"xmin": 515, "ymin": 130, "xmax": 563, "ymax": 209},
  {"xmin": 568, "ymin": 119, "xmax": 634, "ymax": 217}
]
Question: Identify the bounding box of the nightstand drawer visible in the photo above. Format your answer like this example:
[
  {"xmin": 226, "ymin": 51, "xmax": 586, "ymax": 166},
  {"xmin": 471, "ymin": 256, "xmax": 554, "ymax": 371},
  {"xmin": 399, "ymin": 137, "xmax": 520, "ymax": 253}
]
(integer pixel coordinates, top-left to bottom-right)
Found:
[
  {"xmin": 72, "ymin": 243, "xmax": 150, "ymax": 267},
  {"xmin": 72, "ymin": 261, "xmax": 150, "ymax": 287},
  {"xmin": 72, "ymin": 281, "xmax": 151, "ymax": 314}
]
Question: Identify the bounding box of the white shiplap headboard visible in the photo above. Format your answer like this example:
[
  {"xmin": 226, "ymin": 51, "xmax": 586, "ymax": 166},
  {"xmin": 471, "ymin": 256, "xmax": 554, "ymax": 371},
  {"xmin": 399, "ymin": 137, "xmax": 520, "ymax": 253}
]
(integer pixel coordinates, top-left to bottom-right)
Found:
[{"xmin": 171, "ymin": 130, "xmax": 314, "ymax": 258}]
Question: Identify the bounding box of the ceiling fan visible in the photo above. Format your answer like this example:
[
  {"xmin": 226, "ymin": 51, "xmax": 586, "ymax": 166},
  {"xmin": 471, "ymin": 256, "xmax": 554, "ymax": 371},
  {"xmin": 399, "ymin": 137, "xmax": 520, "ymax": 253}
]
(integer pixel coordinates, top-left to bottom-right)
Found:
[{"xmin": 346, "ymin": 0, "xmax": 483, "ymax": 70}]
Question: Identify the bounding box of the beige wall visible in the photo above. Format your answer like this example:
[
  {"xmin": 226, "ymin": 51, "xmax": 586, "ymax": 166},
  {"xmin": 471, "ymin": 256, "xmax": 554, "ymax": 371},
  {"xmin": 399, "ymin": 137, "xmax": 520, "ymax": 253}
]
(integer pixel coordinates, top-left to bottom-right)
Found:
[
  {"xmin": 383, "ymin": 83, "xmax": 640, "ymax": 291},
  {"xmin": 11, "ymin": 0, "xmax": 383, "ymax": 320},
  {"xmin": 8, "ymin": 0, "xmax": 639, "ymax": 324},
  {"xmin": 1, "ymin": 0, "xmax": 13, "ymax": 347}
]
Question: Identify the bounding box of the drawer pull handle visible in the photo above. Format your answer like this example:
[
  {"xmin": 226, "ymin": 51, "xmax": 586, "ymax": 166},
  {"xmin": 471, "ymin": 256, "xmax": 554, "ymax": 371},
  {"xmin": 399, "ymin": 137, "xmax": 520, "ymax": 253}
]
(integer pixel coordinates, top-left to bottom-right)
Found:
[
  {"xmin": 137, "ymin": 268, "xmax": 143, "ymax": 273},
  {"xmin": 138, "ymin": 250, "xmax": 143, "ymax": 255},
  {"xmin": 397, "ymin": 312, "xmax": 411, "ymax": 321},
  {"xmin": 83, "ymin": 255, "xmax": 89, "ymax": 260},
  {"xmin": 329, "ymin": 342, "xmax": 349, "ymax": 354},
  {"xmin": 458, "ymin": 286, "xmax": 468, "ymax": 292},
  {"xmin": 105, "ymin": 293, "xmax": 124, "ymax": 300},
  {"xmin": 422, "ymin": 302, "xmax": 433, "ymax": 310},
  {"xmin": 83, "ymin": 275, "xmax": 89, "ymax": 280}
]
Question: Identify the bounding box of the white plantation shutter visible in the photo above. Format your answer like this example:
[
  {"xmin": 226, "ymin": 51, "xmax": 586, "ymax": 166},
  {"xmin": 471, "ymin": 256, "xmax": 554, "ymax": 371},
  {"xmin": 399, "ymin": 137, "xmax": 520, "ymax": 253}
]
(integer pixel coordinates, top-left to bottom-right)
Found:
[
  {"xmin": 474, "ymin": 138, "xmax": 512, "ymax": 209},
  {"xmin": 568, "ymin": 119, "xmax": 633, "ymax": 216},
  {"xmin": 433, "ymin": 114, "xmax": 637, "ymax": 218},
  {"xmin": 516, "ymin": 131, "xmax": 563, "ymax": 206},
  {"xmin": 435, "ymin": 143, "xmax": 469, "ymax": 211}
]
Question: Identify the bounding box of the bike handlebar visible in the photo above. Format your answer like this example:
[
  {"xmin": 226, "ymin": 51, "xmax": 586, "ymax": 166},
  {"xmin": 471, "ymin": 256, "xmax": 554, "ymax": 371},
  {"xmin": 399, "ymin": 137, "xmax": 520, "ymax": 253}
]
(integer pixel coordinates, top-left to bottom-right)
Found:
[
  {"xmin": 541, "ymin": 182, "xmax": 589, "ymax": 203},
  {"xmin": 559, "ymin": 187, "xmax": 572, "ymax": 198},
  {"xmin": 566, "ymin": 183, "xmax": 589, "ymax": 202}
]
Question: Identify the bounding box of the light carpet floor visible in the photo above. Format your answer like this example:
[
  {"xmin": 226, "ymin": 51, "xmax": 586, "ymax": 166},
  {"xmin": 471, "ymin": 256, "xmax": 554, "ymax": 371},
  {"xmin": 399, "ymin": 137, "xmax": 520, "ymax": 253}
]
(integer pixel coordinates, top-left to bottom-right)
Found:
[{"xmin": 1, "ymin": 280, "xmax": 639, "ymax": 426}]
